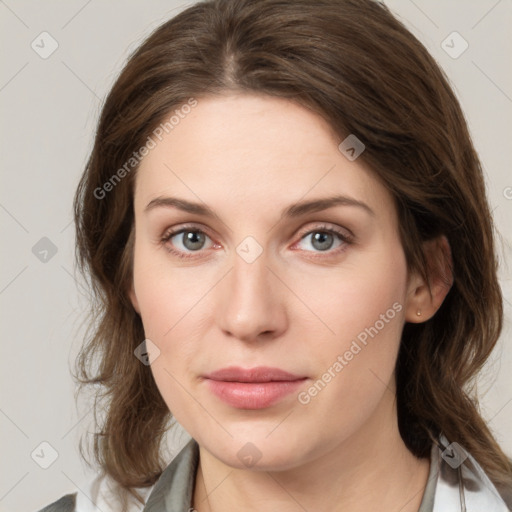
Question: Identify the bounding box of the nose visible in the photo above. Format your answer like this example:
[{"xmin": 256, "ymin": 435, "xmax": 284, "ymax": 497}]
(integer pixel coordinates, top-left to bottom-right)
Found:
[{"xmin": 215, "ymin": 249, "xmax": 288, "ymax": 343}]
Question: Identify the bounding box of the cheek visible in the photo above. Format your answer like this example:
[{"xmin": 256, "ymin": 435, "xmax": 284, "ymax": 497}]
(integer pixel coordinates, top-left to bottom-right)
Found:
[
  {"xmin": 132, "ymin": 240, "xmax": 213, "ymax": 339},
  {"xmin": 304, "ymin": 244, "xmax": 408, "ymax": 353},
  {"xmin": 132, "ymin": 260, "xmax": 209, "ymax": 422},
  {"xmin": 295, "ymin": 279, "xmax": 406, "ymax": 445},
  {"xmin": 131, "ymin": 242, "xmax": 219, "ymax": 398},
  {"xmin": 298, "ymin": 243, "xmax": 407, "ymax": 408}
]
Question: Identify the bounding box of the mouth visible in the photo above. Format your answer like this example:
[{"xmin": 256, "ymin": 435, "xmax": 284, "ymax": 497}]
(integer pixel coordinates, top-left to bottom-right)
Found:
[{"xmin": 203, "ymin": 366, "xmax": 308, "ymax": 409}]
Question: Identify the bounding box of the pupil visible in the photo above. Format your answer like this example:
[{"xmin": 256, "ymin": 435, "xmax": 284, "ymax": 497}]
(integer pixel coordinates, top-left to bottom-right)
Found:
[
  {"xmin": 312, "ymin": 232, "xmax": 333, "ymax": 251},
  {"xmin": 184, "ymin": 231, "xmax": 204, "ymax": 250}
]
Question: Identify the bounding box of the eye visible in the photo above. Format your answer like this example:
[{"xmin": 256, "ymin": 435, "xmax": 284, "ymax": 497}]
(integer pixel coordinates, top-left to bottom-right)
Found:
[
  {"xmin": 160, "ymin": 226, "xmax": 217, "ymax": 259},
  {"xmin": 293, "ymin": 224, "xmax": 353, "ymax": 255},
  {"xmin": 160, "ymin": 223, "xmax": 354, "ymax": 260}
]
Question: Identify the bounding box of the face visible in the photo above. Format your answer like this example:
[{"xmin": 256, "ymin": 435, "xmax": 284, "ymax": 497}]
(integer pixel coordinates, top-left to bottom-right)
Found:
[{"xmin": 130, "ymin": 93, "xmax": 416, "ymax": 470}]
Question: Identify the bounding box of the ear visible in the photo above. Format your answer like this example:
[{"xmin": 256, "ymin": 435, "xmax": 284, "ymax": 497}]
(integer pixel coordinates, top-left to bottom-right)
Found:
[
  {"xmin": 129, "ymin": 283, "xmax": 141, "ymax": 315},
  {"xmin": 404, "ymin": 235, "xmax": 453, "ymax": 323}
]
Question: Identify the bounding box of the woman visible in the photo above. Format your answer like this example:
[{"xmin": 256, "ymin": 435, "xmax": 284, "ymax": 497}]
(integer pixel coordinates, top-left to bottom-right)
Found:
[{"xmin": 38, "ymin": 0, "xmax": 512, "ymax": 510}]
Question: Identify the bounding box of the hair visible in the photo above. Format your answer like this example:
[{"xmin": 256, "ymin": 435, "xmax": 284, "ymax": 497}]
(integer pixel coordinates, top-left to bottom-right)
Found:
[{"xmin": 73, "ymin": 0, "xmax": 512, "ymax": 505}]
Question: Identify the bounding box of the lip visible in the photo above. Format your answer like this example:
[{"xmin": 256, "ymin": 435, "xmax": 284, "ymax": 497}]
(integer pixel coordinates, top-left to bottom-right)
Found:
[{"xmin": 203, "ymin": 366, "xmax": 307, "ymax": 409}]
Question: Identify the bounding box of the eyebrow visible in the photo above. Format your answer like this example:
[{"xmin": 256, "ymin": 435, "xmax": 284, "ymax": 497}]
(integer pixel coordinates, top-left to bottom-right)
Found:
[{"xmin": 144, "ymin": 194, "xmax": 375, "ymax": 218}]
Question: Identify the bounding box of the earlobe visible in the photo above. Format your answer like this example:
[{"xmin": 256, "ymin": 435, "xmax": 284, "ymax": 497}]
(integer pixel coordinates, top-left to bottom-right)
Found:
[{"xmin": 404, "ymin": 235, "xmax": 453, "ymax": 323}]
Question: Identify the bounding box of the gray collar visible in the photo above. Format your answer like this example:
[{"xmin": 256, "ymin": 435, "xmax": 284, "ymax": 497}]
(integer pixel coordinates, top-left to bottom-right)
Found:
[
  {"xmin": 142, "ymin": 439, "xmax": 199, "ymax": 512},
  {"xmin": 142, "ymin": 436, "xmax": 511, "ymax": 511}
]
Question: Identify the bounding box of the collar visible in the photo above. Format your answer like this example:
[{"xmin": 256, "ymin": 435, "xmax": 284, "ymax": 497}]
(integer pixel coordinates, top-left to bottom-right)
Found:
[
  {"xmin": 142, "ymin": 439, "xmax": 199, "ymax": 512},
  {"xmin": 428, "ymin": 434, "xmax": 510, "ymax": 511}
]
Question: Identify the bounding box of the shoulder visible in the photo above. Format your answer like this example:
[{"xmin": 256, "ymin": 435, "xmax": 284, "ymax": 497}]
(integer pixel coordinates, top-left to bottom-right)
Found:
[
  {"xmin": 34, "ymin": 472, "xmax": 151, "ymax": 512},
  {"xmin": 431, "ymin": 435, "xmax": 512, "ymax": 511},
  {"xmin": 35, "ymin": 440, "xmax": 198, "ymax": 512},
  {"xmin": 36, "ymin": 493, "xmax": 77, "ymax": 512}
]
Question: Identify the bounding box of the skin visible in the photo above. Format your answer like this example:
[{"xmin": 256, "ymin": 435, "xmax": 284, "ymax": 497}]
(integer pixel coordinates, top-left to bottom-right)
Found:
[{"xmin": 129, "ymin": 93, "xmax": 452, "ymax": 512}]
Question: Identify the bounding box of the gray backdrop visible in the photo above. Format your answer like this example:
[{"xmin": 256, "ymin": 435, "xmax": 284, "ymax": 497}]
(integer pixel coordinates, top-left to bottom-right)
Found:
[{"xmin": 1, "ymin": 1, "xmax": 511, "ymax": 510}]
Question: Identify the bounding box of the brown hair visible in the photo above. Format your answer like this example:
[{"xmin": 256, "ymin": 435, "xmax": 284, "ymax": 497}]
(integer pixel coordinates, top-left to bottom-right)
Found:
[{"xmin": 73, "ymin": 0, "xmax": 512, "ymax": 504}]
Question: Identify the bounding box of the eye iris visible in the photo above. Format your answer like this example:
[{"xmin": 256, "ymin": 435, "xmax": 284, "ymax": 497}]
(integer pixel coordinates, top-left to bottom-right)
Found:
[
  {"xmin": 183, "ymin": 231, "xmax": 205, "ymax": 251},
  {"xmin": 312, "ymin": 231, "xmax": 333, "ymax": 251}
]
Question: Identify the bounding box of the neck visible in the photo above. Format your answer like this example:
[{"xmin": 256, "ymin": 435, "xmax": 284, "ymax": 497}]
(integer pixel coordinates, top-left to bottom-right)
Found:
[{"xmin": 192, "ymin": 393, "xmax": 430, "ymax": 512}]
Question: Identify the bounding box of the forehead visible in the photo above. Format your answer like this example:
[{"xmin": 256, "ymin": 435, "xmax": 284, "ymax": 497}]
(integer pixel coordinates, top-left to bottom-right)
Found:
[{"xmin": 133, "ymin": 93, "xmax": 391, "ymax": 217}]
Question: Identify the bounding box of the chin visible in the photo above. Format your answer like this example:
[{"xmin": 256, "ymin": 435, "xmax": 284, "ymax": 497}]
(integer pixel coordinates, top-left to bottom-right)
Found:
[{"xmin": 198, "ymin": 428, "xmax": 319, "ymax": 472}]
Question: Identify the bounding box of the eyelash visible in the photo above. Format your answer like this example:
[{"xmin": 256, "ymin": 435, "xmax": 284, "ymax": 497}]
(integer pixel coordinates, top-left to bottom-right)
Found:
[{"xmin": 159, "ymin": 223, "xmax": 354, "ymax": 260}]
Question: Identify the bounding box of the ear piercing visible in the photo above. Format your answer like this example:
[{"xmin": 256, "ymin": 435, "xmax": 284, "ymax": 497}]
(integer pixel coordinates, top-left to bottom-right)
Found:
[{"xmin": 416, "ymin": 309, "xmax": 422, "ymax": 316}]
